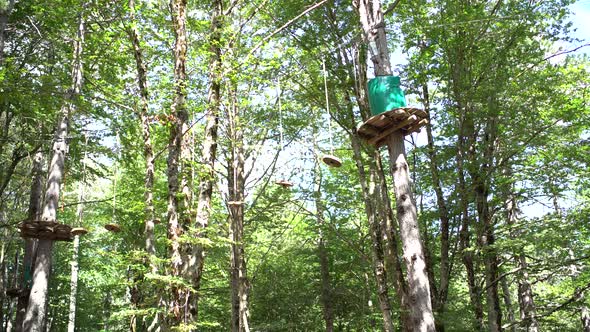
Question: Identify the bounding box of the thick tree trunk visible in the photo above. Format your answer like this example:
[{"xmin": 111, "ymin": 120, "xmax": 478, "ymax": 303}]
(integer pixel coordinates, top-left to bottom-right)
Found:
[
  {"xmin": 354, "ymin": 1, "xmax": 435, "ymax": 330},
  {"xmin": 15, "ymin": 151, "xmax": 43, "ymax": 332},
  {"xmin": 228, "ymin": 84, "xmax": 250, "ymax": 332},
  {"xmin": 312, "ymin": 146, "xmax": 334, "ymax": 332},
  {"xmin": 23, "ymin": 7, "xmax": 85, "ymax": 331},
  {"xmin": 167, "ymin": 0, "xmax": 189, "ymax": 324}
]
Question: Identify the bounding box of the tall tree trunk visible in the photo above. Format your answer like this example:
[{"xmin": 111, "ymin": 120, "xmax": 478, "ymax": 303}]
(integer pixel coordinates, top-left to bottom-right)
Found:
[
  {"xmin": 23, "ymin": 6, "xmax": 85, "ymax": 331},
  {"xmin": 354, "ymin": 1, "xmax": 435, "ymax": 330},
  {"xmin": 228, "ymin": 84, "xmax": 250, "ymax": 332},
  {"xmin": 126, "ymin": 0, "xmax": 156, "ymax": 272},
  {"xmin": 167, "ymin": 0, "xmax": 189, "ymax": 324},
  {"xmin": 15, "ymin": 151, "xmax": 43, "ymax": 332},
  {"xmin": 188, "ymin": 0, "xmax": 223, "ymax": 322},
  {"xmin": 67, "ymin": 138, "xmax": 87, "ymax": 332},
  {"xmin": 471, "ymin": 110, "xmax": 501, "ymax": 332},
  {"xmin": 313, "ymin": 131, "xmax": 335, "ymax": 332},
  {"xmin": 0, "ymin": 0, "xmax": 15, "ymax": 64},
  {"xmin": 421, "ymin": 82, "xmax": 451, "ymax": 331},
  {"xmin": 501, "ymin": 276, "xmax": 516, "ymax": 332},
  {"xmin": 504, "ymin": 169, "xmax": 538, "ymax": 332},
  {"xmin": 126, "ymin": 1, "xmax": 157, "ymax": 329}
]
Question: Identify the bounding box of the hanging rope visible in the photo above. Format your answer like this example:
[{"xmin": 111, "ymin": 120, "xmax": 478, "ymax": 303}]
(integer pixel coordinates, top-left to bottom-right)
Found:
[
  {"xmin": 76, "ymin": 133, "xmax": 88, "ymax": 227},
  {"xmin": 276, "ymin": 77, "xmax": 284, "ymax": 151},
  {"xmin": 112, "ymin": 131, "xmax": 120, "ymax": 224},
  {"xmin": 322, "ymin": 58, "xmax": 334, "ymax": 155}
]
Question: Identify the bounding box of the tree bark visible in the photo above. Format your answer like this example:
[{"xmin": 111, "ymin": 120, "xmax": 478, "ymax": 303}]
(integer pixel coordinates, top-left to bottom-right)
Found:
[
  {"xmin": 228, "ymin": 83, "xmax": 250, "ymax": 332},
  {"xmin": 67, "ymin": 137, "xmax": 87, "ymax": 332},
  {"xmin": 15, "ymin": 151, "xmax": 43, "ymax": 332},
  {"xmin": 167, "ymin": 0, "xmax": 189, "ymax": 324},
  {"xmin": 23, "ymin": 6, "xmax": 85, "ymax": 330},
  {"xmin": 312, "ymin": 142, "xmax": 334, "ymax": 332},
  {"xmin": 187, "ymin": 0, "xmax": 223, "ymax": 323},
  {"xmin": 0, "ymin": 0, "xmax": 15, "ymax": 64},
  {"xmin": 421, "ymin": 82, "xmax": 451, "ymax": 330},
  {"xmin": 126, "ymin": 0, "xmax": 156, "ymax": 272},
  {"xmin": 354, "ymin": 0, "xmax": 435, "ymax": 330}
]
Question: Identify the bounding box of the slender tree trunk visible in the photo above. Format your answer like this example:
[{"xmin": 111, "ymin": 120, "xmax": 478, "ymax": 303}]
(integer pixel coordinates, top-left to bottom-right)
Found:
[
  {"xmin": 15, "ymin": 151, "xmax": 44, "ymax": 332},
  {"xmin": 127, "ymin": 0, "xmax": 156, "ymax": 272},
  {"xmin": 67, "ymin": 138, "xmax": 87, "ymax": 332},
  {"xmin": 354, "ymin": 1, "xmax": 435, "ymax": 330},
  {"xmin": 126, "ymin": 2, "xmax": 157, "ymax": 329},
  {"xmin": 188, "ymin": 0, "xmax": 223, "ymax": 322},
  {"xmin": 228, "ymin": 84, "xmax": 250, "ymax": 332},
  {"xmin": 167, "ymin": 0, "xmax": 189, "ymax": 324},
  {"xmin": 421, "ymin": 82, "xmax": 451, "ymax": 330},
  {"xmin": 312, "ymin": 143, "xmax": 334, "ymax": 332},
  {"xmin": 23, "ymin": 6, "xmax": 85, "ymax": 331},
  {"xmin": 504, "ymin": 170, "xmax": 538, "ymax": 332},
  {"xmin": 0, "ymin": 0, "xmax": 15, "ymax": 64},
  {"xmin": 501, "ymin": 276, "xmax": 516, "ymax": 332}
]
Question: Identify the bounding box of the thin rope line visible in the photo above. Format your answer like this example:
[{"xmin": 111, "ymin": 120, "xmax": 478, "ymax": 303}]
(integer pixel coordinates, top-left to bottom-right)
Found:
[{"xmin": 322, "ymin": 58, "xmax": 334, "ymax": 155}]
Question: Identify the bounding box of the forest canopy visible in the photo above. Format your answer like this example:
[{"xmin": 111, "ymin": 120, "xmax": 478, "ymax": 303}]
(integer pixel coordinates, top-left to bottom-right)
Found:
[{"xmin": 0, "ymin": 0, "xmax": 589, "ymax": 331}]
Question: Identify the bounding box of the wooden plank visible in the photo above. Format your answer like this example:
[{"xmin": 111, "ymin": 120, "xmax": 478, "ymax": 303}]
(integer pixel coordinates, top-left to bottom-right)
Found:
[
  {"xmin": 405, "ymin": 119, "xmax": 428, "ymax": 134},
  {"xmin": 368, "ymin": 115, "xmax": 417, "ymax": 146}
]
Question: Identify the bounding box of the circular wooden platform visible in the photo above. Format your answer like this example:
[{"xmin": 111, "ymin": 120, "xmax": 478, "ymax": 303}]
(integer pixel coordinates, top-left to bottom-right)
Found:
[
  {"xmin": 275, "ymin": 179, "xmax": 293, "ymax": 188},
  {"xmin": 19, "ymin": 220, "xmax": 74, "ymax": 241},
  {"xmin": 71, "ymin": 227, "xmax": 88, "ymax": 236},
  {"xmin": 104, "ymin": 223, "xmax": 121, "ymax": 233},
  {"xmin": 356, "ymin": 107, "xmax": 428, "ymax": 146},
  {"xmin": 322, "ymin": 154, "xmax": 342, "ymax": 168}
]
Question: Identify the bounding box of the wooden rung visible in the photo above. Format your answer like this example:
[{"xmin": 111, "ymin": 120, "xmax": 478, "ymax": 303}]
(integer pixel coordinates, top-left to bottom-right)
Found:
[{"xmin": 368, "ymin": 115, "xmax": 417, "ymax": 146}]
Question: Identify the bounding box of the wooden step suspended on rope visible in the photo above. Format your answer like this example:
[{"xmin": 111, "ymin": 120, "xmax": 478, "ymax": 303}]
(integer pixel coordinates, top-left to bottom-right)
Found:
[
  {"xmin": 71, "ymin": 227, "xmax": 88, "ymax": 236},
  {"xmin": 356, "ymin": 107, "xmax": 428, "ymax": 147},
  {"xmin": 18, "ymin": 220, "xmax": 74, "ymax": 241},
  {"xmin": 275, "ymin": 179, "xmax": 293, "ymax": 188},
  {"xmin": 104, "ymin": 223, "xmax": 121, "ymax": 233},
  {"xmin": 321, "ymin": 154, "xmax": 342, "ymax": 168}
]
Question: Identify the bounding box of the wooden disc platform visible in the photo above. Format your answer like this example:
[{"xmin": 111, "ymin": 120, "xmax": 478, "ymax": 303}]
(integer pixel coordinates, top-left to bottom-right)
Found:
[
  {"xmin": 104, "ymin": 223, "xmax": 121, "ymax": 233},
  {"xmin": 19, "ymin": 221, "xmax": 74, "ymax": 241},
  {"xmin": 275, "ymin": 180, "xmax": 293, "ymax": 188},
  {"xmin": 356, "ymin": 107, "xmax": 428, "ymax": 146},
  {"xmin": 322, "ymin": 154, "xmax": 342, "ymax": 168}
]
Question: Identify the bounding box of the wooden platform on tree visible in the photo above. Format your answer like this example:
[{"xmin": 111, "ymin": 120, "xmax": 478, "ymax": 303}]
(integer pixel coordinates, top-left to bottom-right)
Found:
[
  {"xmin": 356, "ymin": 107, "xmax": 428, "ymax": 147},
  {"xmin": 5, "ymin": 287, "xmax": 29, "ymax": 298},
  {"xmin": 18, "ymin": 221, "xmax": 74, "ymax": 241}
]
